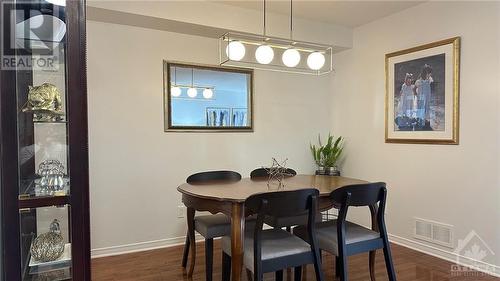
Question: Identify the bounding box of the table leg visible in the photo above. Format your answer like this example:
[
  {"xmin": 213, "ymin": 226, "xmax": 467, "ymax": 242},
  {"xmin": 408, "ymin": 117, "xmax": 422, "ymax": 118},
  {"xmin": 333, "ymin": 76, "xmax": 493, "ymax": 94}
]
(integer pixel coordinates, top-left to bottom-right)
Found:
[
  {"xmin": 187, "ymin": 207, "xmax": 196, "ymax": 277},
  {"xmin": 230, "ymin": 202, "xmax": 245, "ymax": 281},
  {"xmin": 369, "ymin": 204, "xmax": 379, "ymax": 281}
]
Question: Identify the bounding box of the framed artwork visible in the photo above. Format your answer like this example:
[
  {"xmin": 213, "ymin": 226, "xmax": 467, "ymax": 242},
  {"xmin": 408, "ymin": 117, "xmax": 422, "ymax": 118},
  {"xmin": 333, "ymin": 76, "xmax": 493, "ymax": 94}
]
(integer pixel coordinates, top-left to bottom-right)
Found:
[{"xmin": 385, "ymin": 37, "xmax": 460, "ymax": 144}]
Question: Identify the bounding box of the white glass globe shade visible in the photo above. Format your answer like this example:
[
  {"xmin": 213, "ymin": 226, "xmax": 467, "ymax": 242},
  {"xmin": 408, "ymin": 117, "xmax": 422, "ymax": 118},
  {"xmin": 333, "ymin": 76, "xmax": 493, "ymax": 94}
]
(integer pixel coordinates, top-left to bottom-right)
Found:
[
  {"xmin": 171, "ymin": 86, "xmax": 181, "ymax": 97},
  {"xmin": 187, "ymin": 88, "xmax": 197, "ymax": 98},
  {"xmin": 307, "ymin": 52, "xmax": 326, "ymax": 70},
  {"xmin": 282, "ymin": 48, "xmax": 301, "ymax": 67},
  {"xmin": 225, "ymin": 41, "xmax": 246, "ymax": 61},
  {"xmin": 255, "ymin": 45, "xmax": 274, "ymax": 64},
  {"xmin": 203, "ymin": 88, "xmax": 214, "ymax": 99}
]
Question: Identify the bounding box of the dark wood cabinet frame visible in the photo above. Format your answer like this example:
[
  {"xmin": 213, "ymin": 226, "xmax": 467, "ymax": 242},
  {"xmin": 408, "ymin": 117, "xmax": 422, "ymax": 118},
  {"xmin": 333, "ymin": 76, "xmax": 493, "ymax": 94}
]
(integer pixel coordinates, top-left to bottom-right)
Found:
[{"xmin": 0, "ymin": 0, "xmax": 91, "ymax": 280}]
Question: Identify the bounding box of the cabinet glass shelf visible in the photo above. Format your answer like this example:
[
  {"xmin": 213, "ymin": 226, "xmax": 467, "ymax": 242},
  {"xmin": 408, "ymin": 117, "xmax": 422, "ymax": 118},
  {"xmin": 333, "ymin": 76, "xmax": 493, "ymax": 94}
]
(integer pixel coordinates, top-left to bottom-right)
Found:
[
  {"xmin": 33, "ymin": 121, "xmax": 67, "ymax": 124},
  {"xmin": 19, "ymin": 178, "xmax": 70, "ymax": 199}
]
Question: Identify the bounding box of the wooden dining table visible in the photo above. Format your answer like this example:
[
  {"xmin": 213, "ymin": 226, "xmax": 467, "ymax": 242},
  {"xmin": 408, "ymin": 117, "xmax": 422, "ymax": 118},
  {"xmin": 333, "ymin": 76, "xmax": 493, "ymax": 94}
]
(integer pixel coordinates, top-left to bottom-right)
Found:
[{"xmin": 177, "ymin": 174, "xmax": 374, "ymax": 281}]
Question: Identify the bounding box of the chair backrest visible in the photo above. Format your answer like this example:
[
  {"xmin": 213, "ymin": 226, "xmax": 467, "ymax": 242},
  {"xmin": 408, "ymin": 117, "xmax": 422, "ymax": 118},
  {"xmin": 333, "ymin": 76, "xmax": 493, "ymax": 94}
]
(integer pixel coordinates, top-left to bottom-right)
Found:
[
  {"xmin": 250, "ymin": 167, "xmax": 297, "ymax": 178},
  {"xmin": 186, "ymin": 170, "xmax": 242, "ymax": 184},
  {"xmin": 246, "ymin": 189, "xmax": 320, "ymax": 274},
  {"xmin": 330, "ymin": 182, "xmax": 386, "ymax": 207},
  {"xmin": 330, "ymin": 182, "xmax": 387, "ymax": 239},
  {"xmin": 246, "ymin": 188, "xmax": 318, "ymax": 218}
]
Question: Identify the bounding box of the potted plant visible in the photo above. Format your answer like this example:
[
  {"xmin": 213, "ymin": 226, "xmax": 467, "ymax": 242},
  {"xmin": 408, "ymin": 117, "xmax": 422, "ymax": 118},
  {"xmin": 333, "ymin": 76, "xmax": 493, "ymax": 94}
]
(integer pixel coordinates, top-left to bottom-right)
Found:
[
  {"xmin": 310, "ymin": 139, "xmax": 324, "ymax": 174},
  {"xmin": 310, "ymin": 134, "xmax": 344, "ymax": 176}
]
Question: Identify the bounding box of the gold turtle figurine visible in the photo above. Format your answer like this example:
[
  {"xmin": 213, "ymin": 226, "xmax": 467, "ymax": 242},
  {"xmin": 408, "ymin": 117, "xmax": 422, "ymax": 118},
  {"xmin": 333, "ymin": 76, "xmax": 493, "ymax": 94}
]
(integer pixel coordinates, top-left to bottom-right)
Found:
[{"xmin": 22, "ymin": 83, "xmax": 64, "ymax": 121}]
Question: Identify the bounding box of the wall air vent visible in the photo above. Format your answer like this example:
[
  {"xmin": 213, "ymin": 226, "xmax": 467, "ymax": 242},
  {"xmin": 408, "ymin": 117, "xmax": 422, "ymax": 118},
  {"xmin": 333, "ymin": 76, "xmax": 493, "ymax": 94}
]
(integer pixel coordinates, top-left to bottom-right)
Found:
[{"xmin": 414, "ymin": 218, "xmax": 454, "ymax": 248}]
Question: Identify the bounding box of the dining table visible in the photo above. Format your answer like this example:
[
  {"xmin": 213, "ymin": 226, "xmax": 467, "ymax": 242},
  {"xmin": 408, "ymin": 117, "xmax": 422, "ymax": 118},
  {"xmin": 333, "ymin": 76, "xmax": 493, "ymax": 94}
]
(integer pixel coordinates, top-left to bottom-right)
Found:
[{"xmin": 177, "ymin": 174, "xmax": 377, "ymax": 281}]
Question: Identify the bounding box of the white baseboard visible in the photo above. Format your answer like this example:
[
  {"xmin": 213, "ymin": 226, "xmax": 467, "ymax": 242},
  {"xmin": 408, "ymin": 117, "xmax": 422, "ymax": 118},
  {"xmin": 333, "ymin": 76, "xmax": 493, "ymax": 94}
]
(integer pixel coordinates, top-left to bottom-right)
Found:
[
  {"xmin": 91, "ymin": 234, "xmax": 203, "ymax": 258},
  {"xmin": 389, "ymin": 234, "xmax": 500, "ymax": 278},
  {"xmin": 91, "ymin": 232, "xmax": 499, "ymax": 278}
]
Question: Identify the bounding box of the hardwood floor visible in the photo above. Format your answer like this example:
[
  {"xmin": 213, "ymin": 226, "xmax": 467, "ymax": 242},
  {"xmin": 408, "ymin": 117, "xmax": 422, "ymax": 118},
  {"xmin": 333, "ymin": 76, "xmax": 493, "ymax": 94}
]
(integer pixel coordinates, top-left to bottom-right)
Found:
[{"xmin": 92, "ymin": 240, "xmax": 499, "ymax": 281}]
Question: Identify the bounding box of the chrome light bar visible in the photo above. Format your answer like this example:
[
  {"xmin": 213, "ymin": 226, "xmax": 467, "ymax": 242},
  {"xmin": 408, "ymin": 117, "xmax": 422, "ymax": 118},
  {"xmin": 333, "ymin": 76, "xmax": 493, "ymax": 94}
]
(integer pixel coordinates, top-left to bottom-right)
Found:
[{"xmin": 219, "ymin": 32, "xmax": 333, "ymax": 75}]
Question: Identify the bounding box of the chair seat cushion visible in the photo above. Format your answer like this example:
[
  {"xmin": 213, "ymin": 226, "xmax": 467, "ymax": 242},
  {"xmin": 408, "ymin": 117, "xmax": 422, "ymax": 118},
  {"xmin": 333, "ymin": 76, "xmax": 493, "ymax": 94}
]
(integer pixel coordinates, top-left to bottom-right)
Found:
[
  {"xmin": 221, "ymin": 229, "xmax": 312, "ymax": 272},
  {"xmin": 294, "ymin": 220, "xmax": 380, "ymax": 256},
  {"xmin": 195, "ymin": 214, "xmax": 231, "ymax": 238}
]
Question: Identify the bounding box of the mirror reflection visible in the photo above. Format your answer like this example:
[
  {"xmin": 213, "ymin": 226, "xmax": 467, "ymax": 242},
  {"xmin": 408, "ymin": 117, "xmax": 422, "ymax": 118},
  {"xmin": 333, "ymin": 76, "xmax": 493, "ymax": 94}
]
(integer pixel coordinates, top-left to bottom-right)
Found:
[{"xmin": 165, "ymin": 62, "xmax": 253, "ymax": 131}]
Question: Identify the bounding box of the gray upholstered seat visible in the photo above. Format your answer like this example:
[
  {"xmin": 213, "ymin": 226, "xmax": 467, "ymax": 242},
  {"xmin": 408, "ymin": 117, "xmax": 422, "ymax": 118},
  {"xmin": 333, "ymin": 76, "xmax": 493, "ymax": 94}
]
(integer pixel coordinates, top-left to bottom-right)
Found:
[
  {"xmin": 221, "ymin": 229, "xmax": 312, "ymax": 272},
  {"xmin": 194, "ymin": 214, "xmax": 231, "ymax": 239},
  {"xmin": 294, "ymin": 220, "xmax": 380, "ymax": 256}
]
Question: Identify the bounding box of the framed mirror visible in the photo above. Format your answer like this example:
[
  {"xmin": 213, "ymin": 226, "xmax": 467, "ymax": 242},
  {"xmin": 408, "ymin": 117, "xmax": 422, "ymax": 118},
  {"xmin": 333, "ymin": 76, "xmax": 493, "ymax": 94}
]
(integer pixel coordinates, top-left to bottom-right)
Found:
[{"xmin": 164, "ymin": 61, "xmax": 253, "ymax": 132}]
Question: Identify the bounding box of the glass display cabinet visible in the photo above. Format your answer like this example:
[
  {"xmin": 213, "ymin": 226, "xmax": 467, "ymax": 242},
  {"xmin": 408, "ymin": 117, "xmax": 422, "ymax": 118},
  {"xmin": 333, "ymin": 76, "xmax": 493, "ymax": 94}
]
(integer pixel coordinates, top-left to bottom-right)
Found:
[{"xmin": 0, "ymin": 0, "xmax": 90, "ymax": 280}]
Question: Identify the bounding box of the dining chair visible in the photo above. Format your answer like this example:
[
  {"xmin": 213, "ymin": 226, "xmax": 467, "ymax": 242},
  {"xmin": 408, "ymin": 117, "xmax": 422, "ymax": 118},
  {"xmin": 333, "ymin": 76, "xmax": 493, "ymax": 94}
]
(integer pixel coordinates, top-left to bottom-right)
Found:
[
  {"xmin": 250, "ymin": 167, "xmax": 306, "ymax": 232},
  {"xmin": 181, "ymin": 170, "xmax": 242, "ymax": 281},
  {"xmin": 250, "ymin": 167, "xmax": 297, "ymax": 178},
  {"xmin": 294, "ymin": 182, "xmax": 397, "ymax": 281},
  {"xmin": 221, "ymin": 189, "xmax": 324, "ymax": 281}
]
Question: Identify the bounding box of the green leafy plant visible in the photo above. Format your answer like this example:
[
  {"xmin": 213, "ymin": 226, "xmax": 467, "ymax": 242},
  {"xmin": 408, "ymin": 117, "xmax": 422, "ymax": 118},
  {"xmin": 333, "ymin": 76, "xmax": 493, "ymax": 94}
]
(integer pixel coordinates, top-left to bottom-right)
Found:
[
  {"xmin": 310, "ymin": 134, "xmax": 344, "ymax": 168},
  {"xmin": 310, "ymin": 140, "xmax": 323, "ymax": 167}
]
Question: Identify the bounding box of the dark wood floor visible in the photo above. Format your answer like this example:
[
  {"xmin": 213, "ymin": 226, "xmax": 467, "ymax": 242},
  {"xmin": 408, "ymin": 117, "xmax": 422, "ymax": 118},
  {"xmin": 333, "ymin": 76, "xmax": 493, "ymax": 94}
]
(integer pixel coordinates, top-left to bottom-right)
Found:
[{"xmin": 92, "ymin": 240, "xmax": 499, "ymax": 281}]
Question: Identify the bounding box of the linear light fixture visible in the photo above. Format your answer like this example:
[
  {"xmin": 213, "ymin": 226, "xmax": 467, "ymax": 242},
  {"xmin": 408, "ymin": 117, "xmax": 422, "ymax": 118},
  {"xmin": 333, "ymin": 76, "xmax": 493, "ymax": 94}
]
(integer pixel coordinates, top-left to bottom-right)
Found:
[{"xmin": 219, "ymin": 0, "xmax": 333, "ymax": 75}]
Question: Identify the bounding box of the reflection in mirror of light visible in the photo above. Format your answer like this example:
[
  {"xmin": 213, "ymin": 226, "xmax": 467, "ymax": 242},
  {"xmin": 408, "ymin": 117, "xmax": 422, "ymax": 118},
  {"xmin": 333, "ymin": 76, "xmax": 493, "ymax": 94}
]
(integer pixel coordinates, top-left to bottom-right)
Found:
[
  {"xmin": 203, "ymin": 88, "xmax": 214, "ymax": 99},
  {"xmin": 187, "ymin": 88, "xmax": 197, "ymax": 98},
  {"xmin": 171, "ymin": 86, "xmax": 181, "ymax": 97}
]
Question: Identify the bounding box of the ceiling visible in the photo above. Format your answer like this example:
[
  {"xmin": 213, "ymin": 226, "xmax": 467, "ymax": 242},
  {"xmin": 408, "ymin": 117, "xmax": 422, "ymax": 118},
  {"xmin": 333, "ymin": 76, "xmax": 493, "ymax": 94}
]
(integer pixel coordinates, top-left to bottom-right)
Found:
[{"xmin": 212, "ymin": 0, "xmax": 425, "ymax": 28}]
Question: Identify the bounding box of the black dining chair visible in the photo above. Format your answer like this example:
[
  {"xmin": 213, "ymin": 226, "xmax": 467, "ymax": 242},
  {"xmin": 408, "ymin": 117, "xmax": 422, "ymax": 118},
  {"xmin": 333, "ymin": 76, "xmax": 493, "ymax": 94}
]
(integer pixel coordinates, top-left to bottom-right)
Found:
[
  {"xmin": 181, "ymin": 170, "xmax": 242, "ymax": 281},
  {"xmin": 294, "ymin": 182, "xmax": 397, "ymax": 281},
  {"xmin": 250, "ymin": 167, "xmax": 308, "ymax": 232},
  {"xmin": 221, "ymin": 189, "xmax": 324, "ymax": 281},
  {"xmin": 250, "ymin": 167, "xmax": 297, "ymax": 178}
]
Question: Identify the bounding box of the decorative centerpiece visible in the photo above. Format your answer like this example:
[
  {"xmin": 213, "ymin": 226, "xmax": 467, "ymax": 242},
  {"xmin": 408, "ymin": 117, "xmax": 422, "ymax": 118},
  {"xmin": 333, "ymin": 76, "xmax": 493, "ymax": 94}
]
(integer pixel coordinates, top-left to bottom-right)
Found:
[
  {"xmin": 22, "ymin": 83, "xmax": 64, "ymax": 122},
  {"xmin": 265, "ymin": 158, "xmax": 292, "ymax": 190},
  {"xmin": 310, "ymin": 134, "xmax": 344, "ymax": 176},
  {"xmin": 30, "ymin": 219, "xmax": 65, "ymax": 262},
  {"xmin": 36, "ymin": 160, "xmax": 66, "ymax": 193}
]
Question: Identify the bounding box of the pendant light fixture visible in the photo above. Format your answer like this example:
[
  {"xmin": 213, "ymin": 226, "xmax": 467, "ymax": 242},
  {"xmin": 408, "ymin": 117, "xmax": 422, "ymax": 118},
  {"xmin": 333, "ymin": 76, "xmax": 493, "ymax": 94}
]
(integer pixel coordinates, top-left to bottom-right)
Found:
[
  {"xmin": 226, "ymin": 41, "xmax": 246, "ymax": 61},
  {"xmin": 219, "ymin": 0, "xmax": 333, "ymax": 75},
  {"xmin": 254, "ymin": 0, "xmax": 274, "ymax": 65},
  {"xmin": 281, "ymin": 0, "xmax": 300, "ymax": 68},
  {"xmin": 307, "ymin": 52, "xmax": 326, "ymax": 70}
]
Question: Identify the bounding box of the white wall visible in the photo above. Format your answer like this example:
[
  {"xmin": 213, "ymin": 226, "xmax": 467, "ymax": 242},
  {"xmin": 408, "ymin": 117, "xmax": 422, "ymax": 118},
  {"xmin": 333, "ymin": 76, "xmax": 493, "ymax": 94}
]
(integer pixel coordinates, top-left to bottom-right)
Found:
[
  {"xmin": 87, "ymin": 21, "xmax": 334, "ymax": 255},
  {"xmin": 331, "ymin": 1, "xmax": 500, "ymax": 270}
]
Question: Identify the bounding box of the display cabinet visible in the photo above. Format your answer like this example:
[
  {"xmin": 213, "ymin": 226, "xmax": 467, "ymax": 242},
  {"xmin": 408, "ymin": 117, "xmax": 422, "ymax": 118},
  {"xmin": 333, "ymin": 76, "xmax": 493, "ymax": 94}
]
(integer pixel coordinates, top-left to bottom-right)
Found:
[{"xmin": 1, "ymin": 0, "xmax": 90, "ymax": 280}]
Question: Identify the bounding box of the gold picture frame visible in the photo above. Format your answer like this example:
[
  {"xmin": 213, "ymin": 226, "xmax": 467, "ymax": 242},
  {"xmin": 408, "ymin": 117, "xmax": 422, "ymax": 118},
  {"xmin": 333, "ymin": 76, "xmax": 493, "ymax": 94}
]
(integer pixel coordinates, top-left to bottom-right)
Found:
[{"xmin": 385, "ymin": 37, "xmax": 460, "ymax": 144}]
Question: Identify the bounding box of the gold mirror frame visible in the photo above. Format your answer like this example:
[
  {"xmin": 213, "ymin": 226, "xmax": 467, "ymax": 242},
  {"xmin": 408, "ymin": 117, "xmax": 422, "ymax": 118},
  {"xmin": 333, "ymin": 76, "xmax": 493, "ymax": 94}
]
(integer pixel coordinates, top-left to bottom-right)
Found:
[{"xmin": 163, "ymin": 61, "xmax": 254, "ymax": 132}]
